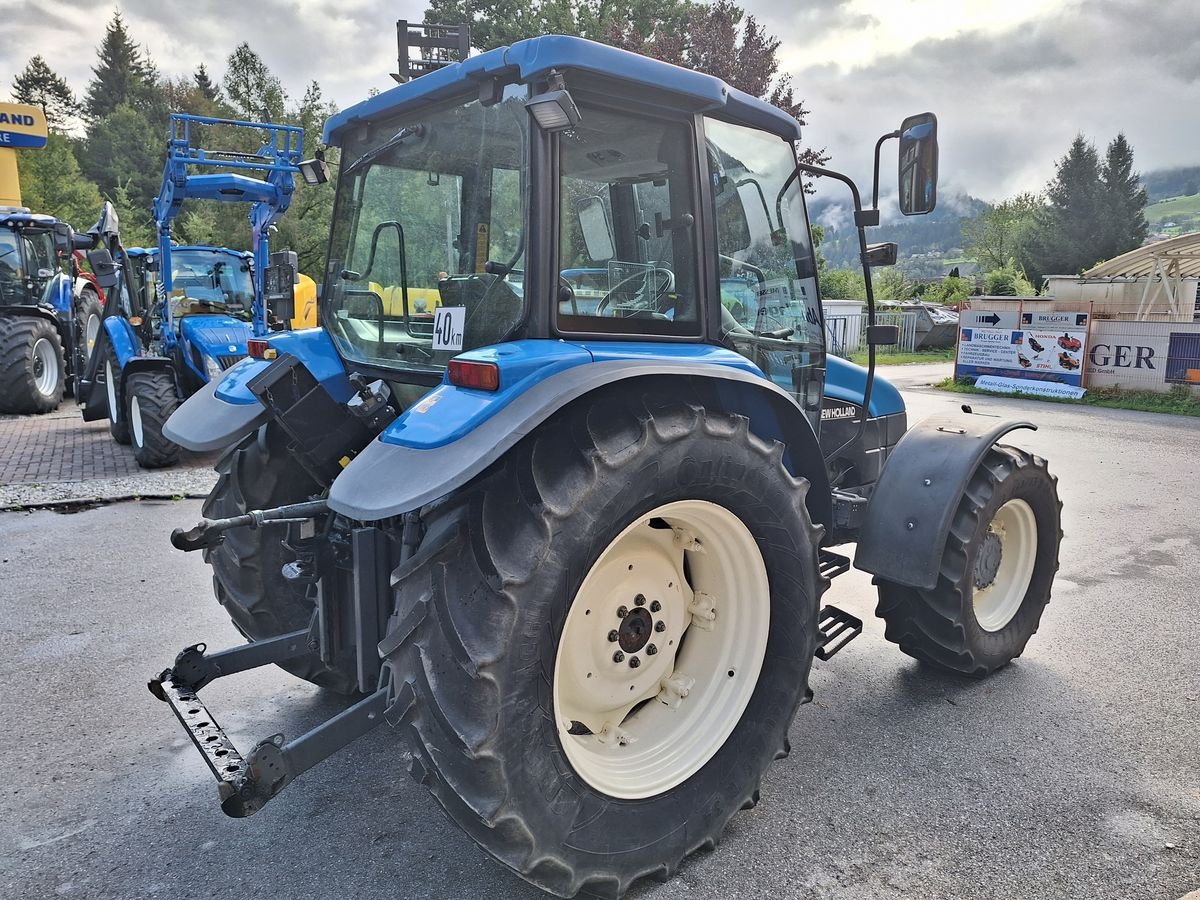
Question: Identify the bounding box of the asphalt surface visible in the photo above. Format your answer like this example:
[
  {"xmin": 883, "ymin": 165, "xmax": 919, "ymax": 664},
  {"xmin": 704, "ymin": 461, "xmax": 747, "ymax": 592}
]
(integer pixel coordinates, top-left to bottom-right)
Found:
[{"xmin": 1, "ymin": 371, "xmax": 1198, "ymax": 900}]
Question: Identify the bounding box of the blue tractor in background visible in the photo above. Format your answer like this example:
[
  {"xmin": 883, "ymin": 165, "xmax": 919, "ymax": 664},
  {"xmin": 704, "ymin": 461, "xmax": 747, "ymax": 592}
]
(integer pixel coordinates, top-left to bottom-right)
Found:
[
  {"xmin": 149, "ymin": 26, "xmax": 1063, "ymax": 899},
  {"xmin": 0, "ymin": 208, "xmax": 103, "ymax": 413},
  {"xmin": 78, "ymin": 114, "xmax": 305, "ymax": 467}
]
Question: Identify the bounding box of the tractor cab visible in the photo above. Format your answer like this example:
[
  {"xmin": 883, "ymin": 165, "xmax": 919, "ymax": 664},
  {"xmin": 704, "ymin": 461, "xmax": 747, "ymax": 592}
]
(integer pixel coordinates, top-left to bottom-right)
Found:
[{"xmin": 0, "ymin": 209, "xmax": 71, "ymax": 311}]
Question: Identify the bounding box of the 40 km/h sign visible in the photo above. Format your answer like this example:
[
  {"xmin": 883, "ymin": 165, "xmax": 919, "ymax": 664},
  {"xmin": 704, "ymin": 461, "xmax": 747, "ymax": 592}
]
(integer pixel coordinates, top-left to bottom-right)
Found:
[
  {"xmin": 0, "ymin": 103, "xmax": 49, "ymax": 149},
  {"xmin": 956, "ymin": 310, "xmax": 1091, "ymax": 387}
]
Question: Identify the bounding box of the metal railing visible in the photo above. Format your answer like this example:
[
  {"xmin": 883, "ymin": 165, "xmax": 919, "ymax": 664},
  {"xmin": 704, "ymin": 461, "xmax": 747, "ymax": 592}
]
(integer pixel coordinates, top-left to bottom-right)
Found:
[{"xmin": 826, "ymin": 311, "xmax": 918, "ymax": 358}]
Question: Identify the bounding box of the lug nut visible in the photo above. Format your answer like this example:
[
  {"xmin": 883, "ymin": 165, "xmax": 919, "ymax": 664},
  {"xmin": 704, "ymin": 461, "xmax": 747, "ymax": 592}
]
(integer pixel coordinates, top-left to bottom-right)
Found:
[
  {"xmin": 613, "ymin": 651, "xmax": 625, "ymax": 663},
  {"xmin": 629, "ymin": 656, "xmax": 641, "ymax": 668},
  {"xmin": 635, "ymin": 594, "xmax": 646, "ymax": 606},
  {"xmin": 649, "ymin": 600, "xmax": 661, "ymax": 612},
  {"xmin": 616, "ymin": 606, "xmax": 628, "ymax": 618},
  {"xmin": 654, "ymin": 621, "xmax": 666, "ymax": 632},
  {"xmin": 607, "ymin": 630, "xmax": 619, "ymax": 643},
  {"xmin": 646, "ymin": 644, "xmax": 658, "ymax": 656}
]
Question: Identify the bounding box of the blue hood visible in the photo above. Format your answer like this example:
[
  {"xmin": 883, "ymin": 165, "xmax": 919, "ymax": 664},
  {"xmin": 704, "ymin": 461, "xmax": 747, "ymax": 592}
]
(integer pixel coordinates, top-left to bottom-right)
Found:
[{"xmin": 179, "ymin": 314, "xmax": 251, "ymax": 361}]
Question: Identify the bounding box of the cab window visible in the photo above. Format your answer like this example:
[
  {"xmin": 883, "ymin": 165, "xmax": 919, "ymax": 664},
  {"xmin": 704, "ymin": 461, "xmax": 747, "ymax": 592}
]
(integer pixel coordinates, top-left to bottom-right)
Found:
[{"xmin": 557, "ymin": 106, "xmax": 701, "ymax": 337}]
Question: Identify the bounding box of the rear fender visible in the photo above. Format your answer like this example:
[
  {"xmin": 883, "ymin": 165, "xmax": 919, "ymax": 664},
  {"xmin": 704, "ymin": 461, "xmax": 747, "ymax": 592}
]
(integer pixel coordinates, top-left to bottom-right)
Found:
[
  {"xmin": 327, "ymin": 361, "xmax": 833, "ymax": 528},
  {"xmin": 163, "ymin": 327, "xmax": 349, "ymax": 453},
  {"xmin": 853, "ymin": 415, "xmax": 1036, "ymax": 590}
]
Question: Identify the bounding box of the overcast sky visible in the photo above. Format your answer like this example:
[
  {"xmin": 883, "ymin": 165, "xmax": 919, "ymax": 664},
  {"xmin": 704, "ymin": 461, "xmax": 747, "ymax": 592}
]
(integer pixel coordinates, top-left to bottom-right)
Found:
[{"xmin": 3, "ymin": 0, "xmax": 1196, "ymax": 204}]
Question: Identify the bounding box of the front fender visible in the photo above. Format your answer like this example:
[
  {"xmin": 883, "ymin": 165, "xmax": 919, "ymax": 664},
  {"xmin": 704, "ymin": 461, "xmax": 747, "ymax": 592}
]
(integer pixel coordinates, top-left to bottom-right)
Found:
[
  {"xmin": 328, "ymin": 358, "xmax": 832, "ymax": 527},
  {"xmin": 853, "ymin": 415, "xmax": 1036, "ymax": 590},
  {"xmin": 104, "ymin": 317, "xmax": 140, "ymax": 367}
]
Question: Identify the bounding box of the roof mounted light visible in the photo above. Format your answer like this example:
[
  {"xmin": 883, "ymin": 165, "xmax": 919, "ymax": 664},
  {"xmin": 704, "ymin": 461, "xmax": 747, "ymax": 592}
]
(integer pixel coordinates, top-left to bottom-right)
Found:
[
  {"xmin": 298, "ymin": 149, "xmax": 330, "ymax": 186},
  {"xmin": 525, "ymin": 75, "xmax": 581, "ymax": 133}
]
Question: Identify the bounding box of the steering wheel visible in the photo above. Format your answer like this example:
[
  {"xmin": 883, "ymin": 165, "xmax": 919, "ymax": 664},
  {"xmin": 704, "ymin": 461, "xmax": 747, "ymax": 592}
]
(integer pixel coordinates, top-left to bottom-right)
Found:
[{"xmin": 596, "ymin": 267, "xmax": 675, "ymax": 316}]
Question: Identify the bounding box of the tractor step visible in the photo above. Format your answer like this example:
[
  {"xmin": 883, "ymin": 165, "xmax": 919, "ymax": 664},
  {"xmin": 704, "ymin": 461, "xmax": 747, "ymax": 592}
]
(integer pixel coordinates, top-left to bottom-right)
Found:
[
  {"xmin": 148, "ymin": 633, "xmax": 387, "ymax": 817},
  {"xmin": 814, "ymin": 605, "xmax": 863, "ymax": 660},
  {"xmin": 819, "ymin": 549, "xmax": 852, "ymax": 580}
]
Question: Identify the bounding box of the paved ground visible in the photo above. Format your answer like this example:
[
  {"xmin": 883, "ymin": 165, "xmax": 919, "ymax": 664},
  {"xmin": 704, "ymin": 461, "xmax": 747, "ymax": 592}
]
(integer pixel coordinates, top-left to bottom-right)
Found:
[
  {"xmin": 1, "ymin": 372, "xmax": 1198, "ymax": 900},
  {"xmin": 0, "ymin": 401, "xmax": 217, "ymax": 509}
]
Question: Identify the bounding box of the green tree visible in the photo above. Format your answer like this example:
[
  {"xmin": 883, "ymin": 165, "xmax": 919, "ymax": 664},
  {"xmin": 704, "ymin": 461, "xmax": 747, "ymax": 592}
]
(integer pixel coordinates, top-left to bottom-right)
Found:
[
  {"xmin": 107, "ymin": 179, "xmax": 156, "ymax": 247},
  {"xmin": 194, "ymin": 64, "xmax": 222, "ymax": 103},
  {"xmin": 80, "ymin": 104, "xmax": 162, "ymax": 214},
  {"xmin": 961, "ymin": 192, "xmax": 1040, "ymax": 271},
  {"xmin": 873, "ymin": 267, "xmax": 913, "ymax": 302},
  {"xmin": 84, "ymin": 11, "xmax": 157, "ymax": 120},
  {"xmin": 11, "ymin": 56, "xmax": 79, "ymax": 130},
  {"xmin": 819, "ymin": 267, "xmax": 866, "ymax": 300},
  {"xmin": 1025, "ymin": 135, "xmax": 1106, "ymax": 284},
  {"xmin": 922, "ymin": 274, "xmax": 973, "ymax": 305},
  {"xmin": 1097, "ymin": 132, "xmax": 1148, "ymax": 261},
  {"xmin": 16, "ymin": 134, "xmax": 103, "ymax": 227},
  {"xmin": 224, "ymin": 43, "xmax": 287, "ymax": 122},
  {"xmin": 983, "ymin": 262, "xmax": 1035, "ymax": 297}
]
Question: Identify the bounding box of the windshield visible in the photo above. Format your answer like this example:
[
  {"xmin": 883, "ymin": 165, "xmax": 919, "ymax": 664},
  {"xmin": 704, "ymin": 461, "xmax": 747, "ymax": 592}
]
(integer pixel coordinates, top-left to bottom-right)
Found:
[
  {"xmin": 169, "ymin": 249, "xmax": 254, "ymax": 312},
  {"xmin": 0, "ymin": 228, "xmax": 23, "ymax": 293},
  {"xmin": 0, "ymin": 227, "xmax": 57, "ymax": 305},
  {"xmin": 323, "ymin": 87, "xmax": 529, "ymax": 375}
]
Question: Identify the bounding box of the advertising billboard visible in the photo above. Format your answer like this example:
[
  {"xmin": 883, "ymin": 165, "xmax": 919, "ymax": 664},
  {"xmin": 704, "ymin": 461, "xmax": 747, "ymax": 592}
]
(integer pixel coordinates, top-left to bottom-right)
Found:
[{"xmin": 956, "ymin": 310, "xmax": 1090, "ymax": 387}]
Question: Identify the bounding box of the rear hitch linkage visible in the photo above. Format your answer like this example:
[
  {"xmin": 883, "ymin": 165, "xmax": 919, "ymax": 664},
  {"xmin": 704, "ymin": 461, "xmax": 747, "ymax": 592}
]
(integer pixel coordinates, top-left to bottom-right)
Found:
[
  {"xmin": 149, "ymin": 632, "xmax": 387, "ymax": 817},
  {"xmin": 170, "ymin": 499, "xmax": 330, "ymax": 552}
]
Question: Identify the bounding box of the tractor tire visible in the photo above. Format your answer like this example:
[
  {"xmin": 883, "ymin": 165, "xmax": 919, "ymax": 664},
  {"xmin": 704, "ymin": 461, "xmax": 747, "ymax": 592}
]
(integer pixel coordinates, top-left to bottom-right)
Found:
[
  {"xmin": 75, "ymin": 289, "xmax": 102, "ymax": 368},
  {"xmin": 126, "ymin": 370, "xmax": 181, "ymax": 468},
  {"xmin": 203, "ymin": 426, "xmax": 358, "ymax": 694},
  {"xmin": 874, "ymin": 445, "xmax": 1061, "ymax": 677},
  {"xmin": 0, "ymin": 315, "xmax": 65, "ymax": 414},
  {"xmin": 103, "ymin": 346, "xmax": 130, "ymax": 444},
  {"xmin": 382, "ymin": 391, "xmax": 825, "ymax": 898}
]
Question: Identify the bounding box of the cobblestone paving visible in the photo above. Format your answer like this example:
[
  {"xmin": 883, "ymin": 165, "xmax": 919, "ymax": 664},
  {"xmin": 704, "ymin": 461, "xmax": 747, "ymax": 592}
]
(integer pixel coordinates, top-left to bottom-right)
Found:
[{"xmin": 0, "ymin": 401, "xmax": 218, "ymax": 508}]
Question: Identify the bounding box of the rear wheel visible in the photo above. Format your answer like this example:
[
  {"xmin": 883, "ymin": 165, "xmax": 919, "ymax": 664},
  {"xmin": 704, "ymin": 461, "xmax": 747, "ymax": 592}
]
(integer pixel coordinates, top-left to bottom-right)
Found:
[
  {"xmin": 0, "ymin": 315, "xmax": 64, "ymax": 414},
  {"xmin": 104, "ymin": 347, "xmax": 130, "ymax": 444},
  {"xmin": 76, "ymin": 289, "xmax": 102, "ymax": 368},
  {"xmin": 203, "ymin": 426, "xmax": 357, "ymax": 694},
  {"xmin": 383, "ymin": 393, "xmax": 824, "ymax": 897},
  {"xmin": 874, "ymin": 445, "xmax": 1061, "ymax": 676},
  {"xmin": 126, "ymin": 370, "xmax": 181, "ymax": 468}
]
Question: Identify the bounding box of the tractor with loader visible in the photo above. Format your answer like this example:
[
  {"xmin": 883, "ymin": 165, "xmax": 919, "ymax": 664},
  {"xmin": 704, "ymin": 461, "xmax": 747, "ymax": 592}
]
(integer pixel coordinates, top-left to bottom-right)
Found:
[
  {"xmin": 77, "ymin": 114, "xmax": 314, "ymax": 467},
  {"xmin": 148, "ymin": 25, "xmax": 1062, "ymax": 898}
]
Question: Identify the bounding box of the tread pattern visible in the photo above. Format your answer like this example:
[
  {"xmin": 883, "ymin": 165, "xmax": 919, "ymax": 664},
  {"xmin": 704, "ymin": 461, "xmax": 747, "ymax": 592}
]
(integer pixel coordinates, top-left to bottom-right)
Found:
[
  {"xmin": 381, "ymin": 392, "xmax": 826, "ymax": 897},
  {"xmin": 875, "ymin": 446, "xmax": 1062, "ymax": 676},
  {"xmin": 203, "ymin": 428, "xmax": 357, "ymax": 694},
  {"xmin": 104, "ymin": 345, "xmax": 130, "ymax": 444},
  {"xmin": 0, "ymin": 315, "xmax": 64, "ymax": 414},
  {"xmin": 127, "ymin": 371, "xmax": 181, "ymax": 468}
]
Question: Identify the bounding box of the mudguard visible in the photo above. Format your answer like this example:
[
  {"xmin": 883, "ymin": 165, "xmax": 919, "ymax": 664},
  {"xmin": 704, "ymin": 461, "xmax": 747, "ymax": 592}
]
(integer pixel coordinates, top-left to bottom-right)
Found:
[
  {"xmin": 853, "ymin": 415, "xmax": 1036, "ymax": 591},
  {"xmin": 104, "ymin": 317, "xmax": 140, "ymax": 367},
  {"xmin": 163, "ymin": 328, "xmax": 350, "ymax": 452},
  {"xmin": 327, "ymin": 357, "xmax": 833, "ymax": 527}
]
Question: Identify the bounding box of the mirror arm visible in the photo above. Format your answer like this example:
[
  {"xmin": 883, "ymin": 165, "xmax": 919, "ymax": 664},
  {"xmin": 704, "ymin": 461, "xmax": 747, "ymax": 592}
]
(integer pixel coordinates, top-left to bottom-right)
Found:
[
  {"xmin": 871, "ymin": 130, "xmax": 900, "ymax": 211},
  {"xmin": 790, "ymin": 161, "xmax": 879, "ymax": 462}
]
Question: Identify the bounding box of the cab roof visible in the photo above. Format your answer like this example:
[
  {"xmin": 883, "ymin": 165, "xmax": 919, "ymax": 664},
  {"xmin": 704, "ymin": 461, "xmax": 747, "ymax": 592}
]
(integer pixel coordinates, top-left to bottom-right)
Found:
[
  {"xmin": 125, "ymin": 245, "xmax": 252, "ymax": 259},
  {"xmin": 323, "ymin": 34, "xmax": 801, "ymax": 145},
  {"xmin": 0, "ymin": 208, "xmax": 60, "ymax": 228}
]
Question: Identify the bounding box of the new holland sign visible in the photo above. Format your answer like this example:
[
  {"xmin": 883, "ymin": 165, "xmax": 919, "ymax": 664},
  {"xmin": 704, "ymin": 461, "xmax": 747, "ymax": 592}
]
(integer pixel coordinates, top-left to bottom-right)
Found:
[{"xmin": 0, "ymin": 103, "xmax": 49, "ymax": 149}]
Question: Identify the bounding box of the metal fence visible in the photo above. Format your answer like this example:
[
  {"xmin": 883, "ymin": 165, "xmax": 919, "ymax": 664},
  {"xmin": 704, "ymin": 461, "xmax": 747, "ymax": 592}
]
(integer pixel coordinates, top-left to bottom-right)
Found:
[{"xmin": 826, "ymin": 311, "xmax": 918, "ymax": 358}]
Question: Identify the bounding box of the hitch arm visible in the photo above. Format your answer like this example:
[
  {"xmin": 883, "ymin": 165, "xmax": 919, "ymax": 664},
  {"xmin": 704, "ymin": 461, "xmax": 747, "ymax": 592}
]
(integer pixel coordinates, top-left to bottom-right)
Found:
[{"xmin": 170, "ymin": 499, "xmax": 329, "ymax": 552}]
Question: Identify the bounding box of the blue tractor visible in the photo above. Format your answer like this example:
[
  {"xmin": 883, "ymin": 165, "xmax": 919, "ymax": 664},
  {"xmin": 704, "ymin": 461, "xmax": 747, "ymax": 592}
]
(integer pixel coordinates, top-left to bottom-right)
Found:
[
  {"xmin": 150, "ymin": 28, "xmax": 1063, "ymax": 898},
  {"xmin": 77, "ymin": 115, "xmax": 304, "ymax": 467},
  {"xmin": 0, "ymin": 208, "xmax": 103, "ymax": 413}
]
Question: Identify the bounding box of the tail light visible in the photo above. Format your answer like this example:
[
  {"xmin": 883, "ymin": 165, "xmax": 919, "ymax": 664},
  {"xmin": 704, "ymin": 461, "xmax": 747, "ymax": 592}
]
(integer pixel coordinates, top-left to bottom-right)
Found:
[
  {"xmin": 247, "ymin": 338, "xmax": 278, "ymax": 360},
  {"xmin": 448, "ymin": 359, "xmax": 500, "ymax": 391}
]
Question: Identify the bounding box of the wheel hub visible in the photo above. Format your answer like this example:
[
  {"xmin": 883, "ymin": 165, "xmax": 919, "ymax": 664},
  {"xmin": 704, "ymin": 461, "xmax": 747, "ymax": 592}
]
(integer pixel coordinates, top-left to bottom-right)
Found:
[
  {"xmin": 974, "ymin": 530, "xmax": 1003, "ymax": 589},
  {"xmin": 617, "ymin": 606, "xmax": 654, "ymax": 653}
]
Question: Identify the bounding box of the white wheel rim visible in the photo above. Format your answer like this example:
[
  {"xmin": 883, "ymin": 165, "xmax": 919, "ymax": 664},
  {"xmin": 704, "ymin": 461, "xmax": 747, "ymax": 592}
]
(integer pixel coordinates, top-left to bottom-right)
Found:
[
  {"xmin": 553, "ymin": 499, "xmax": 770, "ymax": 799},
  {"xmin": 130, "ymin": 394, "xmax": 144, "ymax": 448},
  {"xmin": 32, "ymin": 338, "xmax": 57, "ymax": 396},
  {"xmin": 972, "ymin": 499, "xmax": 1038, "ymax": 632},
  {"xmin": 106, "ymin": 359, "xmax": 119, "ymax": 424},
  {"xmin": 85, "ymin": 314, "xmax": 100, "ymax": 359}
]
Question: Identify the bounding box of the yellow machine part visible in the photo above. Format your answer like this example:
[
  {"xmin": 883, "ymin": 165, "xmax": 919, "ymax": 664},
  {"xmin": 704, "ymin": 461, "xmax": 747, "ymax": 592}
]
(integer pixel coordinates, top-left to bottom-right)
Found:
[
  {"xmin": 293, "ymin": 273, "xmax": 318, "ymax": 329},
  {"xmin": 0, "ymin": 149, "xmax": 20, "ymax": 208},
  {"xmin": 368, "ymin": 282, "xmax": 441, "ymax": 317}
]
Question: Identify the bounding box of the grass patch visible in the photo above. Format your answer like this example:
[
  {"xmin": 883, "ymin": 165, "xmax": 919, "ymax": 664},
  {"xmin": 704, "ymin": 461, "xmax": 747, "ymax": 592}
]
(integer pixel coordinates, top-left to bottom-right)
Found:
[
  {"xmin": 1144, "ymin": 193, "xmax": 1200, "ymax": 226},
  {"xmin": 849, "ymin": 347, "xmax": 956, "ymax": 366},
  {"xmin": 935, "ymin": 377, "xmax": 1200, "ymax": 417}
]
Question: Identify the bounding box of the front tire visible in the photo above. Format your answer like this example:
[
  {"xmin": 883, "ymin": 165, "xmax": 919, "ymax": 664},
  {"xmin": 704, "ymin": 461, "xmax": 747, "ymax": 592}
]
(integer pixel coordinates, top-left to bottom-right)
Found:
[
  {"xmin": 874, "ymin": 445, "xmax": 1061, "ymax": 676},
  {"xmin": 103, "ymin": 347, "xmax": 130, "ymax": 444},
  {"xmin": 383, "ymin": 393, "xmax": 824, "ymax": 897},
  {"xmin": 0, "ymin": 316, "xmax": 65, "ymax": 414},
  {"xmin": 126, "ymin": 370, "xmax": 181, "ymax": 468}
]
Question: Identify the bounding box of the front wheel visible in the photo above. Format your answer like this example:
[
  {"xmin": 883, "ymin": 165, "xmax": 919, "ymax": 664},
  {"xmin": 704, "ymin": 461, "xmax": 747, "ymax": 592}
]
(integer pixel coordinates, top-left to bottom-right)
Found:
[
  {"xmin": 103, "ymin": 347, "xmax": 130, "ymax": 444},
  {"xmin": 0, "ymin": 316, "xmax": 65, "ymax": 414},
  {"xmin": 874, "ymin": 445, "xmax": 1062, "ymax": 676},
  {"xmin": 383, "ymin": 393, "xmax": 824, "ymax": 897},
  {"xmin": 126, "ymin": 370, "xmax": 181, "ymax": 468}
]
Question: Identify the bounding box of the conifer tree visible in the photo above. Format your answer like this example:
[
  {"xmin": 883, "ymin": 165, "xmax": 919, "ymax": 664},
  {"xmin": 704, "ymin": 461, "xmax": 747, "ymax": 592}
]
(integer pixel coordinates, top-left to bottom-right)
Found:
[
  {"xmin": 11, "ymin": 56, "xmax": 79, "ymax": 129},
  {"xmin": 84, "ymin": 11, "xmax": 156, "ymax": 119}
]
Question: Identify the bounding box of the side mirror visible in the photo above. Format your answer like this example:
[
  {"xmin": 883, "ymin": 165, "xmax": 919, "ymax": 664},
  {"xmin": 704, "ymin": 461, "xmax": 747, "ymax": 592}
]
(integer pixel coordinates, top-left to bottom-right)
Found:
[
  {"xmin": 86, "ymin": 248, "xmax": 120, "ymax": 289},
  {"xmin": 578, "ymin": 197, "xmax": 614, "ymax": 262},
  {"xmin": 898, "ymin": 112, "xmax": 938, "ymax": 216},
  {"xmin": 52, "ymin": 222, "xmax": 73, "ymax": 255},
  {"xmin": 72, "ymin": 231, "xmax": 96, "ymax": 251}
]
